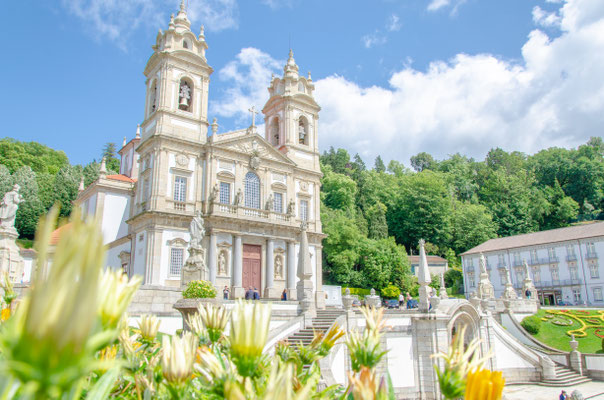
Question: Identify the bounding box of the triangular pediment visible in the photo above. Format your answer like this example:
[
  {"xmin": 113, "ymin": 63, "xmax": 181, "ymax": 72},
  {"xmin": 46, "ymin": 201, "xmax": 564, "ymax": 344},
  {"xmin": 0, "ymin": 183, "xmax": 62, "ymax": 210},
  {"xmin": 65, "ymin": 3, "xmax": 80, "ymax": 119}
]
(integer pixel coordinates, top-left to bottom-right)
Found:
[{"xmin": 213, "ymin": 132, "xmax": 296, "ymax": 166}]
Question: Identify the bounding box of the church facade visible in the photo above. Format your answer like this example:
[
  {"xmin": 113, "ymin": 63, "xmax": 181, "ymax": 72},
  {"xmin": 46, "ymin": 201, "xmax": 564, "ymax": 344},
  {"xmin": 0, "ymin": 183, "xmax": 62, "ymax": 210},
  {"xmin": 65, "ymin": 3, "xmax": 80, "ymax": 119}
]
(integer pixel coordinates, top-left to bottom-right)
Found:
[{"xmin": 76, "ymin": 3, "xmax": 325, "ymax": 305}]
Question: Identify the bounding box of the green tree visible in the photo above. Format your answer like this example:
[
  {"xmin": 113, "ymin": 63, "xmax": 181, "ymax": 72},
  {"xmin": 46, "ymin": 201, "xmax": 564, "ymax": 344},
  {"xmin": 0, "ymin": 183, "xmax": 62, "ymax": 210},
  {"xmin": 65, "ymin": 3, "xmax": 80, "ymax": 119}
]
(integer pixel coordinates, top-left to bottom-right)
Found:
[
  {"xmin": 12, "ymin": 166, "xmax": 44, "ymax": 238},
  {"xmin": 374, "ymin": 156, "xmax": 386, "ymax": 173},
  {"xmin": 388, "ymin": 171, "xmax": 452, "ymax": 251},
  {"xmin": 321, "ymin": 147, "xmax": 350, "ymax": 175},
  {"xmin": 102, "ymin": 143, "xmax": 120, "ymax": 174},
  {"xmin": 0, "ymin": 138, "xmax": 69, "ymax": 174},
  {"xmin": 365, "ymin": 202, "xmax": 388, "ymax": 240},
  {"xmin": 357, "ymin": 237, "xmax": 409, "ymax": 290},
  {"xmin": 320, "ymin": 167, "xmax": 357, "ymax": 212},
  {"xmin": 450, "ymin": 201, "xmax": 498, "ymax": 254},
  {"xmin": 410, "ymin": 152, "xmax": 436, "ymax": 172},
  {"xmin": 0, "ymin": 164, "xmax": 13, "ymax": 200},
  {"xmin": 52, "ymin": 165, "xmax": 82, "ymax": 217},
  {"xmin": 321, "ymin": 208, "xmax": 363, "ymax": 286}
]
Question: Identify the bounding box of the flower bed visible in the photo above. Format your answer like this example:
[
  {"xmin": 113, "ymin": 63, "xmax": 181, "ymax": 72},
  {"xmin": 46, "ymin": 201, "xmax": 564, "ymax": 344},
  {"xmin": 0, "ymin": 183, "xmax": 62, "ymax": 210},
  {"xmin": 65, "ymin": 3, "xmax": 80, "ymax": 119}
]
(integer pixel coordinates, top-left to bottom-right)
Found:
[{"xmin": 528, "ymin": 309, "xmax": 604, "ymax": 353}]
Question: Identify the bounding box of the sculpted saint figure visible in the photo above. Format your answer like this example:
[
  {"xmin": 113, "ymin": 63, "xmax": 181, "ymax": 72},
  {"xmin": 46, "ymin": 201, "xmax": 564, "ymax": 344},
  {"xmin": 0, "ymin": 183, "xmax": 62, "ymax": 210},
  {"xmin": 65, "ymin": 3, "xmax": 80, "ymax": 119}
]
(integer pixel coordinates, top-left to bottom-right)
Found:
[
  {"xmin": 208, "ymin": 184, "xmax": 219, "ymax": 203},
  {"xmin": 298, "ymin": 123, "xmax": 306, "ymax": 144},
  {"xmin": 0, "ymin": 185, "xmax": 22, "ymax": 229},
  {"xmin": 233, "ymin": 189, "xmax": 243, "ymax": 206},
  {"xmin": 265, "ymin": 194, "xmax": 273, "ymax": 211},
  {"xmin": 189, "ymin": 211, "xmax": 205, "ymax": 249},
  {"xmin": 218, "ymin": 251, "xmax": 226, "ymax": 275},
  {"xmin": 275, "ymin": 256, "xmax": 283, "ymax": 279},
  {"xmin": 287, "ymin": 199, "xmax": 296, "ymax": 216}
]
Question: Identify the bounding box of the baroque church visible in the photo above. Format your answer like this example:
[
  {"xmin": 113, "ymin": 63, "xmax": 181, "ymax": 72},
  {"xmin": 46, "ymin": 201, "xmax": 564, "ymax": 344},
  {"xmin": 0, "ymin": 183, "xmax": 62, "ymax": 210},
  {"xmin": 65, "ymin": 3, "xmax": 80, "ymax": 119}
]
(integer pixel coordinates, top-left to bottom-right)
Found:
[{"xmin": 76, "ymin": 2, "xmax": 325, "ymax": 306}]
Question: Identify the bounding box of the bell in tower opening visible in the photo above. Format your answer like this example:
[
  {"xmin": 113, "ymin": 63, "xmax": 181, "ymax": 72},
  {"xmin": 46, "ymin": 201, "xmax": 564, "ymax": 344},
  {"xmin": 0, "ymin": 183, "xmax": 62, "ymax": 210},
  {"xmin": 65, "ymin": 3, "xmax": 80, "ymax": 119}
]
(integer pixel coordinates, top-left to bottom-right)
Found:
[{"xmin": 178, "ymin": 79, "xmax": 192, "ymax": 111}]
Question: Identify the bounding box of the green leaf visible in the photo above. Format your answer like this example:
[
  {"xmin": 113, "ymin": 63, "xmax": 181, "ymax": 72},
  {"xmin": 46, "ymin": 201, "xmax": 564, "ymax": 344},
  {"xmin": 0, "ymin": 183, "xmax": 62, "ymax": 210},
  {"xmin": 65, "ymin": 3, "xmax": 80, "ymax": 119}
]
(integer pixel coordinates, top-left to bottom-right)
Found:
[{"xmin": 86, "ymin": 367, "xmax": 120, "ymax": 400}]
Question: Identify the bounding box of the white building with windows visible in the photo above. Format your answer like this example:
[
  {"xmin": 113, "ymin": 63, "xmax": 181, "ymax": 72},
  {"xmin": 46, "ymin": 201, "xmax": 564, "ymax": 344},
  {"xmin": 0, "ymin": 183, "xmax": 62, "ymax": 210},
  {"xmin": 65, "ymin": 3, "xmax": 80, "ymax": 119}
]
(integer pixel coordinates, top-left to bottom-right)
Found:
[
  {"xmin": 460, "ymin": 222, "xmax": 604, "ymax": 306},
  {"xmin": 72, "ymin": 3, "xmax": 326, "ymax": 305}
]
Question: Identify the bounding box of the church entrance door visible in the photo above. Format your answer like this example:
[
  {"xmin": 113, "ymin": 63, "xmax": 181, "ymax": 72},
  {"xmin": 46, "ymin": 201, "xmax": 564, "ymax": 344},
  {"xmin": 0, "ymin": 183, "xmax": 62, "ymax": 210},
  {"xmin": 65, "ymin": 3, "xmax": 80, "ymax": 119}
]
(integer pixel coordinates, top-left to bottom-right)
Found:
[{"xmin": 242, "ymin": 244, "xmax": 262, "ymax": 293}]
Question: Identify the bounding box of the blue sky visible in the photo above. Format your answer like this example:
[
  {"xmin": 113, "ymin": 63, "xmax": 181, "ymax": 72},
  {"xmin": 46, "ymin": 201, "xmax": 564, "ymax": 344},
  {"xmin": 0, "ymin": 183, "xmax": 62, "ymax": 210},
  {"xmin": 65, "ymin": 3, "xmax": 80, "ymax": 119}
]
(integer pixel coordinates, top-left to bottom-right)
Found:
[{"xmin": 1, "ymin": 0, "xmax": 602, "ymax": 167}]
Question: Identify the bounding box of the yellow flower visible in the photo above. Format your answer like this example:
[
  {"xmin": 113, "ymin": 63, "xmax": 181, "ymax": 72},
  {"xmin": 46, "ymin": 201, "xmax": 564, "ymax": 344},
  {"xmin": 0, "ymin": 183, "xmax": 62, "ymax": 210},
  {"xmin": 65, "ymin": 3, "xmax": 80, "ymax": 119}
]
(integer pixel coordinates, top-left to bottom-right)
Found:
[
  {"xmin": 229, "ymin": 300, "xmax": 271, "ymax": 377},
  {"xmin": 1, "ymin": 307, "xmax": 10, "ymax": 322},
  {"xmin": 138, "ymin": 314, "xmax": 160, "ymax": 342},
  {"xmin": 98, "ymin": 269, "xmax": 142, "ymax": 329},
  {"xmin": 465, "ymin": 368, "xmax": 505, "ymax": 400},
  {"xmin": 162, "ymin": 332, "xmax": 197, "ymax": 385}
]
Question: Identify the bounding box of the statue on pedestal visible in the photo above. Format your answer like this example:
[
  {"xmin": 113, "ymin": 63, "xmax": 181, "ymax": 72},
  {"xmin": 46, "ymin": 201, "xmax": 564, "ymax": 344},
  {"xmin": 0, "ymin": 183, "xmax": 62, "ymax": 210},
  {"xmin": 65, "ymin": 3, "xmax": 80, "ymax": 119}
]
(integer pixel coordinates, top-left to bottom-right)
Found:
[
  {"xmin": 502, "ymin": 267, "xmax": 518, "ymax": 300},
  {"xmin": 181, "ymin": 211, "xmax": 207, "ymax": 288},
  {"xmin": 476, "ymin": 253, "xmax": 495, "ymax": 300},
  {"xmin": 0, "ymin": 185, "xmax": 22, "ymax": 231}
]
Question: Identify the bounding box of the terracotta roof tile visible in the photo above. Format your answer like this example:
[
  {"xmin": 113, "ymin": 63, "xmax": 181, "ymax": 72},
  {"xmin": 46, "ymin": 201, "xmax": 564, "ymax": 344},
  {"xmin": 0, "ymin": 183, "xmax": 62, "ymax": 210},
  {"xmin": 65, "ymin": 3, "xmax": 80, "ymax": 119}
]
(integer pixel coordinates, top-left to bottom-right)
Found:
[
  {"xmin": 408, "ymin": 255, "xmax": 448, "ymax": 264},
  {"xmin": 50, "ymin": 223, "xmax": 72, "ymax": 245},
  {"xmin": 106, "ymin": 174, "xmax": 136, "ymax": 183},
  {"xmin": 460, "ymin": 221, "xmax": 604, "ymax": 256}
]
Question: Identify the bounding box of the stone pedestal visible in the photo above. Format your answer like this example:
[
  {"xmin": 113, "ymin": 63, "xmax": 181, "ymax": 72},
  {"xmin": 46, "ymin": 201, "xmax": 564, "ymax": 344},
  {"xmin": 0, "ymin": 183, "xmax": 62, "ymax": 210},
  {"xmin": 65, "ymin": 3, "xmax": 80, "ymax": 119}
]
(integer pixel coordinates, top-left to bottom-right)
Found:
[
  {"xmin": 0, "ymin": 228, "xmax": 24, "ymax": 283},
  {"xmin": 418, "ymin": 285, "xmax": 431, "ymax": 313},
  {"xmin": 180, "ymin": 245, "xmax": 207, "ymax": 289},
  {"xmin": 173, "ymin": 298, "xmax": 218, "ymax": 331},
  {"xmin": 315, "ymin": 290, "xmax": 326, "ymax": 310},
  {"xmin": 569, "ymin": 335, "xmax": 583, "ymax": 375}
]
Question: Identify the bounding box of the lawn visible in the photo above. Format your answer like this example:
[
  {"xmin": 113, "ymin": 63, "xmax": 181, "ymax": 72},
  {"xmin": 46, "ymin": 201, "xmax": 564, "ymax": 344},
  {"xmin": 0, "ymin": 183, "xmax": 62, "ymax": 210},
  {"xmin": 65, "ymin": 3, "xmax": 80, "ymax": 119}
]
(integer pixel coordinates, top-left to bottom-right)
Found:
[{"xmin": 527, "ymin": 308, "xmax": 604, "ymax": 354}]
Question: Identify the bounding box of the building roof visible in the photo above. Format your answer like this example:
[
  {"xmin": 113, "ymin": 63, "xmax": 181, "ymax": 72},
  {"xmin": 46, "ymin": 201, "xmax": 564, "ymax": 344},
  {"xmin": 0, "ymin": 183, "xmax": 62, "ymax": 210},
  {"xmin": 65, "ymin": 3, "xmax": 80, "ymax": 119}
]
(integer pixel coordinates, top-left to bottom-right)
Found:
[
  {"xmin": 50, "ymin": 223, "xmax": 72, "ymax": 245},
  {"xmin": 408, "ymin": 255, "xmax": 448, "ymax": 264},
  {"xmin": 106, "ymin": 174, "xmax": 137, "ymax": 183},
  {"xmin": 460, "ymin": 221, "xmax": 604, "ymax": 256}
]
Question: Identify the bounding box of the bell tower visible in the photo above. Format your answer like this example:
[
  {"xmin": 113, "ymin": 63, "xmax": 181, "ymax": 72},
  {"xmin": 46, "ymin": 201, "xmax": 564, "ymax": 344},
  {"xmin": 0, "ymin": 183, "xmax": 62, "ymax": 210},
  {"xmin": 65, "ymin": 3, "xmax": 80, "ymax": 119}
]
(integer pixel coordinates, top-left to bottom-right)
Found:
[
  {"xmin": 262, "ymin": 50, "xmax": 321, "ymax": 171},
  {"xmin": 140, "ymin": 0, "xmax": 213, "ymax": 143}
]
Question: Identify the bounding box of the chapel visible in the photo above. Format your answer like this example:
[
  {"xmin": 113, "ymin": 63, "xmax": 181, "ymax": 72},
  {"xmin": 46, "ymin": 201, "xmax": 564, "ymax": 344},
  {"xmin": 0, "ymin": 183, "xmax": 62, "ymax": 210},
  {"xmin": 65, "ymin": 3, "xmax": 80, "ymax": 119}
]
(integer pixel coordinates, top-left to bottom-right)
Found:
[{"xmin": 76, "ymin": 1, "xmax": 326, "ymax": 306}]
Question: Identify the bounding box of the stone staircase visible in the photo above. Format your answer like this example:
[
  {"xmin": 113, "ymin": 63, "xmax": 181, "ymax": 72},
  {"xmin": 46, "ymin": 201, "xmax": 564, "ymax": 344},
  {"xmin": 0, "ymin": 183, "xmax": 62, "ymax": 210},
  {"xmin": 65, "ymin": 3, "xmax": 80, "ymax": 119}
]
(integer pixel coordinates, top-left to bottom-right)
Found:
[
  {"xmin": 285, "ymin": 308, "xmax": 345, "ymax": 347},
  {"xmin": 538, "ymin": 364, "xmax": 592, "ymax": 387}
]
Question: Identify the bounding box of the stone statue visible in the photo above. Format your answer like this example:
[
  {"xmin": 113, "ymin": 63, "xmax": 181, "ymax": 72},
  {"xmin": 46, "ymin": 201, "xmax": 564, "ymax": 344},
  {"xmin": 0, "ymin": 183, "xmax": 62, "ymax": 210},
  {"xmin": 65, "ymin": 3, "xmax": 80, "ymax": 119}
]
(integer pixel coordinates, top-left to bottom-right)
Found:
[
  {"xmin": 218, "ymin": 251, "xmax": 226, "ymax": 276},
  {"xmin": 298, "ymin": 123, "xmax": 306, "ymax": 144},
  {"xmin": 179, "ymin": 82, "xmax": 191, "ymax": 108},
  {"xmin": 0, "ymin": 185, "xmax": 22, "ymax": 230},
  {"xmin": 502, "ymin": 267, "xmax": 518, "ymax": 300},
  {"xmin": 208, "ymin": 184, "xmax": 219, "ymax": 203},
  {"xmin": 189, "ymin": 211, "xmax": 205, "ymax": 249},
  {"xmin": 287, "ymin": 199, "xmax": 296, "ymax": 216},
  {"xmin": 476, "ymin": 253, "xmax": 495, "ymax": 300},
  {"xmin": 274, "ymin": 256, "xmax": 283, "ymax": 279},
  {"xmin": 265, "ymin": 194, "xmax": 273, "ymax": 211},
  {"xmin": 181, "ymin": 211, "xmax": 207, "ymax": 288},
  {"xmin": 233, "ymin": 188, "xmax": 243, "ymax": 206}
]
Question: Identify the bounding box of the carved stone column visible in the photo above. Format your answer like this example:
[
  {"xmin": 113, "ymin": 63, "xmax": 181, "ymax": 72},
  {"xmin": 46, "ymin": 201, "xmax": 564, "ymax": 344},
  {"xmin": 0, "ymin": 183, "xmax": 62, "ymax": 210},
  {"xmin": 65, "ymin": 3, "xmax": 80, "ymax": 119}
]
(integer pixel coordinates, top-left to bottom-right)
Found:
[
  {"xmin": 264, "ymin": 239, "xmax": 278, "ymax": 298},
  {"xmin": 208, "ymin": 233, "xmax": 217, "ymax": 285},
  {"xmin": 232, "ymin": 235, "xmax": 244, "ymax": 298},
  {"xmin": 287, "ymin": 240, "xmax": 297, "ymax": 300}
]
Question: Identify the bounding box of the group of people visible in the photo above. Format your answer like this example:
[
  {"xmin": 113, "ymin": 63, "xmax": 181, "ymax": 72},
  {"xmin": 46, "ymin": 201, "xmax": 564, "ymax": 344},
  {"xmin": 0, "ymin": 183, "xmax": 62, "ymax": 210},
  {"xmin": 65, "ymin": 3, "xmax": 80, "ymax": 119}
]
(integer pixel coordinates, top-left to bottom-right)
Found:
[
  {"xmin": 398, "ymin": 292, "xmax": 416, "ymax": 309},
  {"xmin": 222, "ymin": 286, "xmax": 290, "ymax": 301}
]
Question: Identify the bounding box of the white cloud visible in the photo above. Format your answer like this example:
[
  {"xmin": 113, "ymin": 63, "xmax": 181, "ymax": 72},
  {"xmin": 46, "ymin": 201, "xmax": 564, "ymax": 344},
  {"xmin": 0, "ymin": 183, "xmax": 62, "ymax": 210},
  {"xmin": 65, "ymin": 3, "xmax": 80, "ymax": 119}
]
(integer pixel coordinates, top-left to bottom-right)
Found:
[
  {"xmin": 533, "ymin": 6, "xmax": 562, "ymax": 28},
  {"xmin": 427, "ymin": 0, "xmax": 466, "ymax": 15},
  {"xmin": 62, "ymin": 0, "xmax": 238, "ymax": 48},
  {"xmin": 387, "ymin": 14, "xmax": 401, "ymax": 32},
  {"xmin": 207, "ymin": 0, "xmax": 604, "ymax": 164},
  {"xmin": 361, "ymin": 31, "xmax": 387, "ymax": 48},
  {"xmin": 261, "ymin": 0, "xmax": 294, "ymax": 9},
  {"xmin": 211, "ymin": 48, "xmax": 283, "ymax": 123}
]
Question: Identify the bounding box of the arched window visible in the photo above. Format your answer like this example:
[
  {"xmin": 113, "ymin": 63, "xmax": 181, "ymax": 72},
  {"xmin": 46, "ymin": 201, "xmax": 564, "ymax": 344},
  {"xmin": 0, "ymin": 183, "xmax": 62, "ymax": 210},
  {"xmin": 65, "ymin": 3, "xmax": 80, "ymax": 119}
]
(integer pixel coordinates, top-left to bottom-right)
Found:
[
  {"xmin": 298, "ymin": 116, "xmax": 308, "ymax": 145},
  {"xmin": 298, "ymin": 81, "xmax": 305, "ymax": 93},
  {"xmin": 244, "ymin": 172, "xmax": 261, "ymax": 209},
  {"xmin": 178, "ymin": 78, "xmax": 193, "ymax": 112},
  {"xmin": 270, "ymin": 117, "xmax": 280, "ymax": 146},
  {"xmin": 183, "ymin": 40, "xmax": 189, "ymax": 49}
]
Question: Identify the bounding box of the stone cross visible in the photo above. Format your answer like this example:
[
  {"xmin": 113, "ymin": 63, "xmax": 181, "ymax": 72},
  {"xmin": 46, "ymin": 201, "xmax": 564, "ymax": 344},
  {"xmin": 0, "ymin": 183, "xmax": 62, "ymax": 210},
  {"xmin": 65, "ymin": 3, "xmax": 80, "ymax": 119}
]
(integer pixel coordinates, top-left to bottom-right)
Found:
[{"xmin": 248, "ymin": 106, "xmax": 259, "ymax": 127}]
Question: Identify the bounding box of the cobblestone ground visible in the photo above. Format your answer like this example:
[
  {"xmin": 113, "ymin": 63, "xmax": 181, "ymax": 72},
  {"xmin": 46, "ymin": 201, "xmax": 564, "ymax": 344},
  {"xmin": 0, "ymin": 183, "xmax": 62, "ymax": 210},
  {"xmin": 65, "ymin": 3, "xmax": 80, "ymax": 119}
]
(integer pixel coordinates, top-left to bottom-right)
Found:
[{"xmin": 504, "ymin": 381, "xmax": 604, "ymax": 400}]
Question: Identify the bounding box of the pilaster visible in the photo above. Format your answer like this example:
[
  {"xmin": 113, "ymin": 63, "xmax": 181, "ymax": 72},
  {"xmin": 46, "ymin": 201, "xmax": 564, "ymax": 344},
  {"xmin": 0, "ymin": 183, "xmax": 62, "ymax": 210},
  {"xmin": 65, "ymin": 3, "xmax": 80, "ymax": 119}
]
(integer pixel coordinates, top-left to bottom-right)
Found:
[
  {"xmin": 232, "ymin": 235, "xmax": 244, "ymax": 298},
  {"xmin": 265, "ymin": 239, "xmax": 278, "ymax": 298},
  {"xmin": 209, "ymin": 232, "xmax": 217, "ymax": 284},
  {"xmin": 287, "ymin": 240, "xmax": 297, "ymax": 300}
]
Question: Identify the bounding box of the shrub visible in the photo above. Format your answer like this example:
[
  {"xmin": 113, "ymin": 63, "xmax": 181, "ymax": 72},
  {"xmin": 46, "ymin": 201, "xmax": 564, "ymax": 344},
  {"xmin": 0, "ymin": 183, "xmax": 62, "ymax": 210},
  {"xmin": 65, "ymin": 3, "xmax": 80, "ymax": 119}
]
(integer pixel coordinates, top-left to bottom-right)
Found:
[
  {"xmin": 381, "ymin": 284, "xmax": 400, "ymax": 299},
  {"xmin": 342, "ymin": 287, "xmax": 380, "ymax": 297},
  {"xmin": 602, "ymin": 337, "xmax": 604, "ymax": 352},
  {"xmin": 183, "ymin": 280, "xmax": 216, "ymax": 299},
  {"xmin": 521, "ymin": 315, "xmax": 542, "ymax": 335}
]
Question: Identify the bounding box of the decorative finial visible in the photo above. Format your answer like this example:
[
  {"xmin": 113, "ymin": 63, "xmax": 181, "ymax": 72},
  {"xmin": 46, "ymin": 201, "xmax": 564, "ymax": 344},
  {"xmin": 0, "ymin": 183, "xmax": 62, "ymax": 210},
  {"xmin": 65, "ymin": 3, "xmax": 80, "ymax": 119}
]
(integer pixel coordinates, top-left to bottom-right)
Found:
[
  {"xmin": 99, "ymin": 157, "xmax": 107, "ymax": 177},
  {"xmin": 308, "ymin": 71, "xmax": 312, "ymax": 80},
  {"xmin": 248, "ymin": 106, "xmax": 258, "ymax": 128},
  {"xmin": 180, "ymin": 0, "xmax": 185, "ymax": 12},
  {"xmin": 169, "ymin": 14, "xmax": 175, "ymax": 28},
  {"xmin": 211, "ymin": 118, "xmax": 218, "ymax": 136},
  {"xmin": 78, "ymin": 176, "xmax": 85, "ymax": 192},
  {"xmin": 136, "ymin": 124, "xmax": 141, "ymax": 138},
  {"xmin": 199, "ymin": 25, "xmax": 205, "ymax": 39},
  {"xmin": 122, "ymin": 136, "xmax": 127, "ymax": 147}
]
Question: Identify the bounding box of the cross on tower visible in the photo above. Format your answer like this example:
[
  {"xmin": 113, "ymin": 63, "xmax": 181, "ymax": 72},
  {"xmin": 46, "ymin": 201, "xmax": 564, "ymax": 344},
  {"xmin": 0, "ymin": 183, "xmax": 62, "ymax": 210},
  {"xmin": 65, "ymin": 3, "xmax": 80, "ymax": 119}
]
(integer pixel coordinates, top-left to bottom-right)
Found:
[{"xmin": 248, "ymin": 106, "xmax": 259, "ymax": 127}]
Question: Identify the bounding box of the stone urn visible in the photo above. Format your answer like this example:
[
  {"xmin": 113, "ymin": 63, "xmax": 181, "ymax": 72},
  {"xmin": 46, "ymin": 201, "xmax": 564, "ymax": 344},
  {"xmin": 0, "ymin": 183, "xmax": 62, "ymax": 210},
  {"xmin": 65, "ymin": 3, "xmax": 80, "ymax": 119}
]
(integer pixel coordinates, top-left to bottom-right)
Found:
[
  {"xmin": 365, "ymin": 288, "xmax": 381, "ymax": 308},
  {"xmin": 342, "ymin": 288, "xmax": 354, "ymax": 311},
  {"xmin": 173, "ymin": 297, "xmax": 219, "ymax": 331}
]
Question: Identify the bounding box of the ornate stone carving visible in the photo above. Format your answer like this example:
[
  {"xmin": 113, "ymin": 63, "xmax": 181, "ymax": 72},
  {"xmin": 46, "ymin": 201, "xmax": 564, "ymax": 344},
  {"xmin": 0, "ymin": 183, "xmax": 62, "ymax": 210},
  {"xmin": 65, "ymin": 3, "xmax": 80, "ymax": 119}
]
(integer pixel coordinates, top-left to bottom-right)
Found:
[
  {"xmin": 274, "ymin": 255, "xmax": 283, "ymax": 279},
  {"xmin": 299, "ymin": 181, "xmax": 309, "ymax": 192},
  {"xmin": 287, "ymin": 199, "xmax": 296, "ymax": 217},
  {"xmin": 0, "ymin": 185, "xmax": 22, "ymax": 230},
  {"xmin": 217, "ymin": 249, "xmax": 228, "ymax": 276},
  {"xmin": 249, "ymin": 140, "xmax": 260, "ymax": 170},
  {"xmin": 178, "ymin": 81, "xmax": 191, "ymax": 109},
  {"xmin": 181, "ymin": 211, "xmax": 207, "ymax": 288},
  {"xmin": 233, "ymin": 189, "xmax": 243, "ymax": 206},
  {"xmin": 176, "ymin": 154, "xmax": 189, "ymax": 168},
  {"xmin": 208, "ymin": 184, "xmax": 219, "ymax": 204},
  {"xmin": 265, "ymin": 194, "xmax": 273, "ymax": 211}
]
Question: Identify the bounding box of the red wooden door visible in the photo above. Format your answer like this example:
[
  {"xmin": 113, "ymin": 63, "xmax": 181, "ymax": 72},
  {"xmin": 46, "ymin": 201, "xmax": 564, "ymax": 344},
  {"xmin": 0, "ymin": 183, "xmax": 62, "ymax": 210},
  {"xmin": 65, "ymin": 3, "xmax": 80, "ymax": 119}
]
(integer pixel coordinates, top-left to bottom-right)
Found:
[{"xmin": 242, "ymin": 244, "xmax": 262, "ymax": 292}]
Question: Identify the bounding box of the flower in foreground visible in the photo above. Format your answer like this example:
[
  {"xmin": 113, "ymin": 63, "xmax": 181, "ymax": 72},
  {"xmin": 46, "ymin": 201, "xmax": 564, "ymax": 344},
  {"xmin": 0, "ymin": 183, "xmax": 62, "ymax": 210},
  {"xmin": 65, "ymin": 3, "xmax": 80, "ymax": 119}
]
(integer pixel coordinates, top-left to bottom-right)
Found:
[
  {"xmin": 162, "ymin": 332, "xmax": 198, "ymax": 385},
  {"xmin": 465, "ymin": 368, "xmax": 504, "ymax": 400},
  {"xmin": 347, "ymin": 366, "xmax": 389, "ymax": 400},
  {"xmin": 138, "ymin": 314, "xmax": 161, "ymax": 342},
  {"xmin": 198, "ymin": 303, "xmax": 230, "ymax": 344},
  {"xmin": 229, "ymin": 300, "xmax": 271, "ymax": 377},
  {"xmin": 98, "ymin": 269, "xmax": 142, "ymax": 330}
]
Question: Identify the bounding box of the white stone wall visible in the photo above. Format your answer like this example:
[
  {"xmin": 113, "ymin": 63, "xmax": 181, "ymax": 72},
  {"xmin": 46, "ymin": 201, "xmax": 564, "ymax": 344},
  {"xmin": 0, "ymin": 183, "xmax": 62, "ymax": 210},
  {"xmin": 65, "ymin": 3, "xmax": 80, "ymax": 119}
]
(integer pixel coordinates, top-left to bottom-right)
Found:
[
  {"xmin": 160, "ymin": 229, "xmax": 191, "ymax": 284},
  {"xmin": 462, "ymin": 236, "xmax": 604, "ymax": 305},
  {"xmin": 106, "ymin": 241, "xmax": 131, "ymax": 270},
  {"xmin": 101, "ymin": 193, "xmax": 130, "ymax": 244}
]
